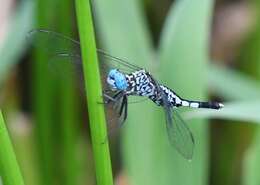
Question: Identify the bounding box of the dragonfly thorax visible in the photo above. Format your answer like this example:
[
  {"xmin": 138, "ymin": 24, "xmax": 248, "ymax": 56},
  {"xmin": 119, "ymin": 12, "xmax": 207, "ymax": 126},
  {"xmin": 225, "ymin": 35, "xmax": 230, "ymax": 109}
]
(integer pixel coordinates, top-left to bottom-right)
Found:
[
  {"xmin": 125, "ymin": 70, "xmax": 185, "ymax": 107},
  {"xmin": 125, "ymin": 70, "xmax": 158, "ymax": 97}
]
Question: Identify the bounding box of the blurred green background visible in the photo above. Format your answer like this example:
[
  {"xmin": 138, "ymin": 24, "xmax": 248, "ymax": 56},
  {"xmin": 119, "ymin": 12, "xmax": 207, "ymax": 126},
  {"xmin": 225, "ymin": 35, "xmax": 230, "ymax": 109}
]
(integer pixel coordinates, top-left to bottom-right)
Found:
[{"xmin": 1, "ymin": 0, "xmax": 260, "ymax": 185}]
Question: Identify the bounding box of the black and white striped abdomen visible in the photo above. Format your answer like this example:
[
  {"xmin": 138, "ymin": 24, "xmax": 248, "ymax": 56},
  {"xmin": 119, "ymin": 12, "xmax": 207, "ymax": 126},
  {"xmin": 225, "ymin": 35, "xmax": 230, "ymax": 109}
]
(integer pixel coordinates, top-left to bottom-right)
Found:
[
  {"xmin": 125, "ymin": 70, "xmax": 223, "ymax": 110},
  {"xmin": 159, "ymin": 85, "xmax": 183, "ymax": 107},
  {"xmin": 160, "ymin": 85, "xmax": 223, "ymax": 109}
]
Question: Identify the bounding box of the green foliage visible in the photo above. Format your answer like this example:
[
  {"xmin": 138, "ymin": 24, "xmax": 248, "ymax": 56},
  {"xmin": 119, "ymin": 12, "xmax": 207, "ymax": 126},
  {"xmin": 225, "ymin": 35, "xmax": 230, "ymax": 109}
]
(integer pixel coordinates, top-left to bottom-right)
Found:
[
  {"xmin": 187, "ymin": 65, "xmax": 260, "ymax": 122},
  {"xmin": 158, "ymin": 0, "xmax": 213, "ymax": 184},
  {"xmin": 237, "ymin": 1, "xmax": 260, "ymax": 185},
  {"xmin": 57, "ymin": 0, "xmax": 79, "ymax": 184},
  {"xmin": 2, "ymin": 0, "xmax": 260, "ymax": 185},
  {"xmin": 0, "ymin": 111, "xmax": 25, "ymax": 185},
  {"xmin": 209, "ymin": 64, "xmax": 260, "ymax": 100},
  {"xmin": 75, "ymin": 0, "xmax": 113, "ymax": 185},
  {"xmin": 33, "ymin": 0, "xmax": 58, "ymax": 183}
]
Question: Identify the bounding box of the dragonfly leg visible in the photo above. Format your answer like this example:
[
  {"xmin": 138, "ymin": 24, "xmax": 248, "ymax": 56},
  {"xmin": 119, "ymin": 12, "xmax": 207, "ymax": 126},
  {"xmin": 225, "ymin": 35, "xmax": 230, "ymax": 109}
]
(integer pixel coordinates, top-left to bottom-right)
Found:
[
  {"xmin": 103, "ymin": 93, "xmax": 117, "ymax": 103},
  {"xmin": 123, "ymin": 96, "xmax": 128, "ymax": 122},
  {"xmin": 103, "ymin": 91, "xmax": 124, "ymax": 104},
  {"xmin": 97, "ymin": 94, "xmax": 115, "ymax": 104},
  {"xmin": 97, "ymin": 90, "xmax": 122, "ymax": 104}
]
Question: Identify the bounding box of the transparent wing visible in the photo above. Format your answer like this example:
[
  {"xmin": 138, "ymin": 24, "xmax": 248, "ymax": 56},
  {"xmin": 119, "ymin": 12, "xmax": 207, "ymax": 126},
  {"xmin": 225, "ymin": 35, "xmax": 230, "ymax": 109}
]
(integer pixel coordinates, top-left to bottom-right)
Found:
[
  {"xmin": 48, "ymin": 53, "xmax": 148, "ymax": 104},
  {"xmin": 27, "ymin": 29, "xmax": 147, "ymax": 100},
  {"xmin": 27, "ymin": 29, "xmax": 141, "ymax": 74},
  {"xmin": 27, "ymin": 29, "xmax": 80, "ymax": 55},
  {"xmin": 97, "ymin": 49, "xmax": 141, "ymax": 73},
  {"xmin": 48, "ymin": 53, "xmax": 82, "ymax": 78},
  {"xmin": 161, "ymin": 90, "xmax": 194, "ymax": 160},
  {"xmin": 104, "ymin": 92, "xmax": 128, "ymax": 134}
]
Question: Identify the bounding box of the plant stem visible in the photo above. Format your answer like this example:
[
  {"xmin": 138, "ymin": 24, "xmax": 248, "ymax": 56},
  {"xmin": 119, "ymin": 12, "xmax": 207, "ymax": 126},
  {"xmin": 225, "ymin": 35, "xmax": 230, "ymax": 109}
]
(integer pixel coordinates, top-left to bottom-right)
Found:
[
  {"xmin": 75, "ymin": 0, "xmax": 114, "ymax": 185},
  {"xmin": 34, "ymin": 0, "xmax": 57, "ymax": 183},
  {"xmin": 0, "ymin": 111, "xmax": 25, "ymax": 185},
  {"xmin": 58, "ymin": 0, "xmax": 78, "ymax": 184}
]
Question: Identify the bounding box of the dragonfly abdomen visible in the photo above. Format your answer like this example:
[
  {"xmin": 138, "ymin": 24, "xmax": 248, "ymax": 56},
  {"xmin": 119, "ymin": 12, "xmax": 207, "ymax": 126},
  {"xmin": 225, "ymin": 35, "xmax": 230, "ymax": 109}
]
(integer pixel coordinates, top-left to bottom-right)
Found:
[
  {"xmin": 125, "ymin": 70, "xmax": 223, "ymax": 110},
  {"xmin": 159, "ymin": 85, "xmax": 223, "ymax": 109},
  {"xmin": 183, "ymin": 100, "xmax": 224, "ymax": 109},
  {"xmin": 159, "ymin": 85, "xmax": 184, "ymax": 107}
]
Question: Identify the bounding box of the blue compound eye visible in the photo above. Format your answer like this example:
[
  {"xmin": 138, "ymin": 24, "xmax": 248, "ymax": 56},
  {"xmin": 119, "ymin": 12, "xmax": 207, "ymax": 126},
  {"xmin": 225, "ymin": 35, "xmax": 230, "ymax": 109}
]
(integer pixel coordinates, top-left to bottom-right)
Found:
[
  {"xmin": 107, "ymin": 69, "xmax": 128, "ymax": 90},
  {"xmin": 108, "ymin": 69, "xmax": 118, "ymax": 79}
]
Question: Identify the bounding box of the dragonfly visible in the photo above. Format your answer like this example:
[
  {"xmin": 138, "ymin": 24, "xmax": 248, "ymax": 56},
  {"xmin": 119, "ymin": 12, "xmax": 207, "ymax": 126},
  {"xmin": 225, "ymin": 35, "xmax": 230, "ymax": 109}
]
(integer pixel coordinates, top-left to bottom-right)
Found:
[{"xmin": 27, "ymin": 29, "xmax": 224, "ymax": 160}]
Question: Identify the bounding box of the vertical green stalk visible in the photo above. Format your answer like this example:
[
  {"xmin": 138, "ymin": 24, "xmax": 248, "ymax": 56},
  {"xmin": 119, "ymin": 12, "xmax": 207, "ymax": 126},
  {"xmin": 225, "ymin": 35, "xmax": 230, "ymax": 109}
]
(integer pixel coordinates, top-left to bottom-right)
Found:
[
  {"xmin": 33, "ymin": 0, "xmax": 57, "ymax": 184},
  {"xmin": 58, "ymin": 1, "xmax": 78, "ymax": 185},
  {"xmin": 75, "ymin": 1, "xmax": 114, "ymax": 185},
  {"xmin": 0, "ymin": 111, "xmax": 25, "ymax": 185}
]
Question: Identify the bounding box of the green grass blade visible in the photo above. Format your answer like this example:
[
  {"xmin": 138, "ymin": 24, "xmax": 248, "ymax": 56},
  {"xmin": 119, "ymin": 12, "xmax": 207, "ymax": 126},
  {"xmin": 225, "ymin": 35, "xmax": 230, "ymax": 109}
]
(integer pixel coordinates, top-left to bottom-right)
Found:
[
  {"xmin": 10, "ymin": 124, "xmax": 40, "ymax": 185},
  {"xmin": 237, "ymin": 2, "xmax": 260, "ymax": 184},
  {"xmin": 243, "ymin": 131, "xmax": 260, "ymax": 185},
  {"xmin": 33, "ymin": 0, "xmax": 59, "ymax": 184},
  {"xmin": 0, "ymin": 111, "xmax": 25, "ymax": 185},
  {"xmin": 187, "ymin": 64, "xmax": 260, "ymax": 122},
  {"xmin": 57, "ymin": 0, "xmax": 78, "ymax": 184},
  {"xmin": 75, "ymin": 1, "xmax": 113, "ymax": 185},
  {"xmin": 209, "ymin": 64, "xmax": 260, "ymax": 100},
  {"xmin": 158, "ymin": 0, "xmax": 213, "ymax": 184}
]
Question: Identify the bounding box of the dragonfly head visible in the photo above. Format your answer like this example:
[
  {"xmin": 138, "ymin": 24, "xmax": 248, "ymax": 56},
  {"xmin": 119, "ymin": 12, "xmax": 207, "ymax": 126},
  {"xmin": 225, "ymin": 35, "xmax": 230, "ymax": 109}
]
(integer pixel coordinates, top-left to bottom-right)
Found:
[{"xmin": 107, "ymin": 69, "xmax": 128, "ymax": 90}]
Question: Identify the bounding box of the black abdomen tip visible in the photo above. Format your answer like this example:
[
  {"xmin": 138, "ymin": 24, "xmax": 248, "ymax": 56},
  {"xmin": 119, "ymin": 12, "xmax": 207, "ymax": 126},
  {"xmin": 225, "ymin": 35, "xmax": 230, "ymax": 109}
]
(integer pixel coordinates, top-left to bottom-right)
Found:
[{"xmin": 199, "ymin": 102, "xmax": 224, "ymax": 109}]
